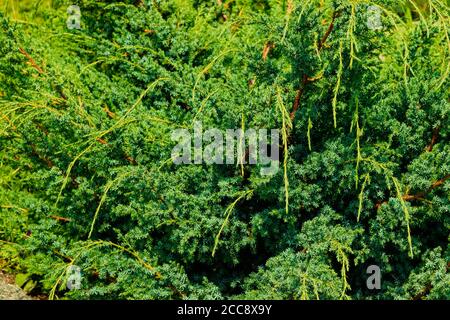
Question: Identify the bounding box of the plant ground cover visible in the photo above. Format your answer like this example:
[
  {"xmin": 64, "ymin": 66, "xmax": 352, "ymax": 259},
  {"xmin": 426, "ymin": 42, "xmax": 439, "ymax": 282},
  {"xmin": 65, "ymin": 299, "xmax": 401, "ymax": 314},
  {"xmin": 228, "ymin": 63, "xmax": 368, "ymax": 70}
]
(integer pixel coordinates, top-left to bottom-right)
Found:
[{"xmin": 0, "ymin": 0, "xmax": 449, "ymax": 300}]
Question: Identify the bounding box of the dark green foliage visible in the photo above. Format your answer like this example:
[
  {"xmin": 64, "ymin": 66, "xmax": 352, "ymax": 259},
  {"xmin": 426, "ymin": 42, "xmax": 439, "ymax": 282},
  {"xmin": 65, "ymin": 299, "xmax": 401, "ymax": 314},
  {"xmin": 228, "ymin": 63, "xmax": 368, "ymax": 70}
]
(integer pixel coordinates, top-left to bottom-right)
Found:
[{"xmin": 0, "ymin": 0, "xmax": 448, "ymax": 299}]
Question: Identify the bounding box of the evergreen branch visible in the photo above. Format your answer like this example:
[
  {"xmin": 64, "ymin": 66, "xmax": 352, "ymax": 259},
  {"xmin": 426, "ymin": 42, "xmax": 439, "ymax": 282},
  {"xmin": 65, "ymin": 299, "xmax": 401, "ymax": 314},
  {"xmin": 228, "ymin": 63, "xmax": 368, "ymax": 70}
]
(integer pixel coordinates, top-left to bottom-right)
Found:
[
  {"xmin": 262, "ymin": 41, "xmax": 274, "ymax": 61},
  {"xmin": 318, "ymin": 11, "xmax": 339, "ymax": 51},
  {"xmin": 290, "ymin": 74, "xmax": 309, "ymax": 121},
  {"xmin": 18, "ymin": 47, "xmax": 45, "ymax": 75},
  {"xmin": 290, "ymin": 10, "xmax": 340, "ymax": 121},
  {"xmin": 376, "ymin": 174, "xmax": 450, "ymax": 208},
  {"xmin": 425, "ymin": 126, "xmax": 440, "ymax": 152},
  {"xmin": 402, "ymin": 174, "xmax": 450, "ymax": 202},
  {"xmin": 412, "ymin": 260, "xmax": 449, "ymax": 300},
  {"xmin": 392, "ymin": 177, "xmax": 413, "ymax": 258},
  {"xmin": 49, "ymin": 215, "xmax": 71, "ymax": 222},
  {"xmin": 212, "ymin": 190, "xmax": 253, "ymax": 257}
]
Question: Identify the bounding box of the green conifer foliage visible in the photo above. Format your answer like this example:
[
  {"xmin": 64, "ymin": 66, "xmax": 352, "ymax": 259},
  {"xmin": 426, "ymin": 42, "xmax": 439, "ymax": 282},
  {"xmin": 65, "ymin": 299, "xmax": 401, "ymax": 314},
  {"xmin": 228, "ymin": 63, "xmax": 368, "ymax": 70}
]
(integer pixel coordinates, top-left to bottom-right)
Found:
[{"xmin": 0, "ymin": 0, "xmax": 448, "ymax": 299}]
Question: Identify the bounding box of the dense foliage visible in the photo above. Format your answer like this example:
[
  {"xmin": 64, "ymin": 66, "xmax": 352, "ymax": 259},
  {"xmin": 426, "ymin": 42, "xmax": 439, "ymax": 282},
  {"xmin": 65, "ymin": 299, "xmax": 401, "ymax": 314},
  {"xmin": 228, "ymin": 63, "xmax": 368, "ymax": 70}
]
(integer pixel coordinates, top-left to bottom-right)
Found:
[{"xmin": 0, "ymin": 0, "xmax": 449, "ymax": 300}]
